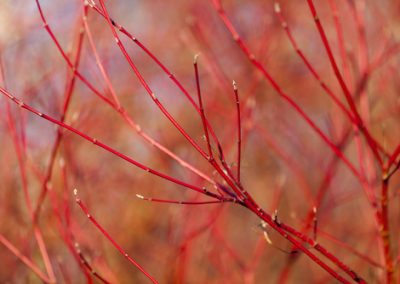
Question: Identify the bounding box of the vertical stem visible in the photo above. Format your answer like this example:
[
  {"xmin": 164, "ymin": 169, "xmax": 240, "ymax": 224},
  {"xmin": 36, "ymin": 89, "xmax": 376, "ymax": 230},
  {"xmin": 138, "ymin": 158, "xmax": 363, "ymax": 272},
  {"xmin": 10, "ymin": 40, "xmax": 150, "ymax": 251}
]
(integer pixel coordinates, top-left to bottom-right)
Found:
[
  {"xmin": 232, "ymin": 80, "xmax": 242, "ymax": 184},
  {"xmin": 193, "ymin": 55, "xmax": 213, "ymax": 159},
  {"xmin": 381, "ymin": 171, "xmax": 393, "ymax": 283},
  {"xmin": 306, "ymin": 0, "xmax": 384, "ymax": 166}
]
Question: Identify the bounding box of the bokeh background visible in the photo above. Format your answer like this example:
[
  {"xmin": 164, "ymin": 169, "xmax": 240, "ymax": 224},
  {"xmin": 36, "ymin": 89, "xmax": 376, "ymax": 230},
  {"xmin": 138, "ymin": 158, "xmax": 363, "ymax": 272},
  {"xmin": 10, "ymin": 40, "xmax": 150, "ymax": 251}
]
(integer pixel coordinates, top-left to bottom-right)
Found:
[{"xmin": 0, "ymin": 0, "xmax": 399, "ymax": 283}]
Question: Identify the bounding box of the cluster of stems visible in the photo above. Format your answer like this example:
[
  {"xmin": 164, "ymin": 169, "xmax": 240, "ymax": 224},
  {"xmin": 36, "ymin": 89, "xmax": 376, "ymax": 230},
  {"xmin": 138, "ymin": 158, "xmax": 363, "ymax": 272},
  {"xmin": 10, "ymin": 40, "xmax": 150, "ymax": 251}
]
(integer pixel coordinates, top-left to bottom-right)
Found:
[{"xmin": 0, "ymin": 0, "xmax": 399, "ymax": 283}]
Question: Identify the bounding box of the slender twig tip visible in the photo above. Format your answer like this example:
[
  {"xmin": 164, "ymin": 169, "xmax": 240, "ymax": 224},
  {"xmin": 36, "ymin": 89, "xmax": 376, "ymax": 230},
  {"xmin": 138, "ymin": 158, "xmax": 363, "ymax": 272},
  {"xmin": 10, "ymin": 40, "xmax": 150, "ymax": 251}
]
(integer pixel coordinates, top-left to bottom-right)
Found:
[{"xmin": 136, "ymin": 194, "xmax": 144, "ymax": 199}]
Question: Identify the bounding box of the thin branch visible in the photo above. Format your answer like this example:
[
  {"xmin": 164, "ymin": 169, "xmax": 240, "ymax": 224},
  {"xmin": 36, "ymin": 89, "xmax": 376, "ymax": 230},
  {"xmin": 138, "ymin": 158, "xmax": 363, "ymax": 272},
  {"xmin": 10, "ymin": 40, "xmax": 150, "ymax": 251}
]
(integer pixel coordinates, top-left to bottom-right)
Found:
[
  {"xmin": 306, "ymin": 0, "xmax": 384, "ymax": 166},
  {"xmin": 0, "ymin": 87, "xmax": 225, "ymax": 201},
  {"xmin": 193, "ymin": 54, "xmax": 213, "ymax": 159},
  {"xmin": 74, "ymin": 189, "xmax": 158, "ymax": 284},
  {"xmin": 211, "ymin": 0, "xmax": 364, "ymax": 184},
  {"xmin": 0, "ymin": 234, "xmax": 52, "ymax": 283},
  {"xmin": 232, "ymin": 80, "xmax": 242, "ymax": 184},
  {"xmin": 135, "ymin": 194, "xmax": 232, "ymax": 205}
]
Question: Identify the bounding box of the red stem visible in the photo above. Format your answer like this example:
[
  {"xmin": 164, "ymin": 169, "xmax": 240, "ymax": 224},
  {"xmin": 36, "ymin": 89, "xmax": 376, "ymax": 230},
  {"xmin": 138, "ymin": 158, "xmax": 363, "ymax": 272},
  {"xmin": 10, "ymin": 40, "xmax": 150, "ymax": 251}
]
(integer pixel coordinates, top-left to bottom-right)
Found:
[
  {"xmin": 0, "ymin": 87, "xmax": 225, "ymax": 201},
  {"xmin": 75, "ymin": 192, "xmax": 158, "ymax": 284},
  {"xmin": 193, "ymin": 55, "xmax": 213, "ymax": 159},
  {"xmin": 306, "ymin": 0, "xmax": 384, "ymax": 166},
  {"xmin": 232, "ymin": 81, "xmax": 242, "ymax": 184},
  {"xmin": 211, "ymin": 0, "xmax": 364, "ymax": 184}
]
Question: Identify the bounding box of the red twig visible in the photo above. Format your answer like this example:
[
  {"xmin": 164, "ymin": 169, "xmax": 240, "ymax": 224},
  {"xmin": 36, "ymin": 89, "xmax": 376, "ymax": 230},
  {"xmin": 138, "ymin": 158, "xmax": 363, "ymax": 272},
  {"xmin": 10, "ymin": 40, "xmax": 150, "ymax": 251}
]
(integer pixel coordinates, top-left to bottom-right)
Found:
[
  {"xmin": 88, "ymin": 2, "xmax": 224, "ymax": 150},
  {"xmin": 0, "ymin": 87, "xmax": 225, "ymax": 201},
  {"xmin": 232, "ymin": 80, "xmax": 242, "ymax": 184},
  {"xmin": 74, "ymin": 189, "xmax": 158, "ymax": 284},
  {"xmin": 136, "ymin": 194, "xmax": 231, "ymax": 205},
  {"xmin": 193, "ymin": 55, "xmax": 213, "ymax": 159},
  {"xmin": 305, "ymin": 0, "xmax": 384, "ymax": 166},
  {"xmin": 33, "ymin": 9, "xmax": 86, "ymax": 223},
  {"xmin": 0, "ymin": 234, "xmax": 52, "ymax": 283},
  {"xmin": 211, "ymin": 0, "xmax": 364, "ymax": 184}
]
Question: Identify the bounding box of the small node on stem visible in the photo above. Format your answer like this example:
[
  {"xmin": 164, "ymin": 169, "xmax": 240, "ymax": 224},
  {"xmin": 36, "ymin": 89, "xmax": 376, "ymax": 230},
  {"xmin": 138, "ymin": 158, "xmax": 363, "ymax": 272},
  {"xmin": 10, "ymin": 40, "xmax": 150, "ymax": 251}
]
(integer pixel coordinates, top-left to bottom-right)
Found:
[
  {"xmin": 382, "ymin": 170, "xmax": 389, "ymax": 182},
  {"xmin": 272, "ymin": 209, "xmax": 280, "ymax": 225},
  {"xmin": 114, "ymin": 38, "xmax": 120, "ymax": 44},
  {"xmin": 73, "ymin": 188, "xmax": 78, "ymax": 196},
  {"xmin": 38, "ymin": 112, "xmax": 43, "ymax": 117},
  {"xmin": 313, "ymin": 206, "xmax": 318, "ymax": 240},
  {"xmin": 92, "ymin": 138, "xmax": 97, "ymax": 144},
  {"xmin": 310, "ymin": 239, "xmax": 319, "ymax": 248}
]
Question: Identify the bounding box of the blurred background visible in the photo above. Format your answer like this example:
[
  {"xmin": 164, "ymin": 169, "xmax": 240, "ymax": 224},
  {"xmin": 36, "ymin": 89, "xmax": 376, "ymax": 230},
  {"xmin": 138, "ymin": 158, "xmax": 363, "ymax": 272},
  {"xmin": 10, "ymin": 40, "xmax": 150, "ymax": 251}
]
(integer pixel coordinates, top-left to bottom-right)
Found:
[{"xmin": 0, "ymin": 0, "xmax": 399, "ymax": 283}]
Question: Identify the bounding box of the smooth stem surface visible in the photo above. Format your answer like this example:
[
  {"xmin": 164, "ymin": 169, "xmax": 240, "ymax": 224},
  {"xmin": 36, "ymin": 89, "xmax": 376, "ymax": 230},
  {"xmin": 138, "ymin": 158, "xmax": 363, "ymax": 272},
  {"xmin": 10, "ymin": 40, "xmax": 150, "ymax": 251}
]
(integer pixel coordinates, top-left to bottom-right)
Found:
[
  {"xmin": 306, "ymin": 0, "xmax": 384, "ymax": 166},
  {"xmin": 211, "ymin": 0, "xmax": 364, "ymax": 184},
  {"xmin": 75, "ymin": 191, "xmax": 158, "ymax": 284},
  {"xmin": 0, "ymin": 87, "xmax": 224, "ymax": 201},
  {"xmin": 0, "ymin": 86, "xmax": 365, "ymax": 283}
]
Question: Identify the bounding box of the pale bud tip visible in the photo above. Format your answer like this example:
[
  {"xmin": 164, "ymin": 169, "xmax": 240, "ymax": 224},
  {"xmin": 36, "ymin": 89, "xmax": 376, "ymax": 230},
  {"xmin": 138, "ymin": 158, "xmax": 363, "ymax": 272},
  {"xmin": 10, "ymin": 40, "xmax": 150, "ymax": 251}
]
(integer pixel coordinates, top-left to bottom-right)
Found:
[
  {"xmin": 193, "ymin": 53, "xmax": 200, "ymax": 64},
  {"xmin": 73, "ymin": 188, "xmax": 78, "ymax": 196},
  {"xmin": 274, "ymin": 2, "xmax": 281, "ymax": 13},
  {"xmin": 263, "ymin": 231, "xmax": 273, "ymax": 245},
  {"xmin": 136, "ymin": 194, "xmax": 144, "ymax": 199}
]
